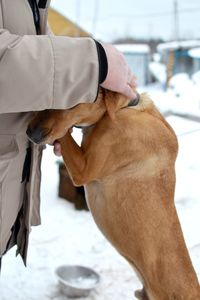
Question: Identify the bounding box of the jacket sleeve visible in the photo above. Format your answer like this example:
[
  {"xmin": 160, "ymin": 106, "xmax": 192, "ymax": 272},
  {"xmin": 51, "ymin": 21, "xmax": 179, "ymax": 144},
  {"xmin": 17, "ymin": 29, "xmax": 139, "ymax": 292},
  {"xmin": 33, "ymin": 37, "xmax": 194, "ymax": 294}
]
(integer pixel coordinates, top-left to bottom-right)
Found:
[{"xmin": 0, "ymin": 29, "xmax": 100, "ymax": 113}]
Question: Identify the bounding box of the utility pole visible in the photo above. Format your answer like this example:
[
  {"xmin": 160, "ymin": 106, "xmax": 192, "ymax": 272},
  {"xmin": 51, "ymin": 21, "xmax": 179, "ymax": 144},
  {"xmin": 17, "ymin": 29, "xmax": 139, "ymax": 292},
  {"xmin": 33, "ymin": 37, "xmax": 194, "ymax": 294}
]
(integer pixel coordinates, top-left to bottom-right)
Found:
[
  {"xmin": 174, "ymin": 0, "xmax": 180, "ymax": 41},
  {"xmin": 92, "ymin": 0, "xmax": 99, "ymax": 37}
]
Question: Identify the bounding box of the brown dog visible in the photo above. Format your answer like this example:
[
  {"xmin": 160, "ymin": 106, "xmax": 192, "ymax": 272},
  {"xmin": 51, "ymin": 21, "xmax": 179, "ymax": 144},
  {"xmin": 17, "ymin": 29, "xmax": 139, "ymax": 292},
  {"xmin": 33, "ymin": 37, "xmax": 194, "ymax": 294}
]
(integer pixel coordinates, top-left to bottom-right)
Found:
[{"xmin": 27, "ymin": 90, "xmax": 200, "ymax": 299}]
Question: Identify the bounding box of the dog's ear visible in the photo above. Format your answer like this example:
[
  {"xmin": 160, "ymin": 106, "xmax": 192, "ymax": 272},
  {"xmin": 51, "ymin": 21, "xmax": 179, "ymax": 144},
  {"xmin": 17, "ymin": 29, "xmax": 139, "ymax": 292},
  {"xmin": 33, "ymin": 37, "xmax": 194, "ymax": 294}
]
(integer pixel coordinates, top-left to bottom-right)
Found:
[
  {"xmin": 103, "ymin": 91, "xmax": 129, "ymax": 121},
  {"xmin": 104, "ymin": 96, "xmax": 117, "ymax": 121}
]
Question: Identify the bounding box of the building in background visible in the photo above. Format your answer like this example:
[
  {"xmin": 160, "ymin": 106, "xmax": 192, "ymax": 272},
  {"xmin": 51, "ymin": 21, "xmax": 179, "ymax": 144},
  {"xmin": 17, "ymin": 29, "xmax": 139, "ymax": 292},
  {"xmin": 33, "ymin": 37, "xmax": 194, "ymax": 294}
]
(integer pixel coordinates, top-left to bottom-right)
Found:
[
  {"xmin": 115, "ymin": 44, "xmax": 151, "ymax": 86},
  {"xmin": 157, "ymin": 40, "xmax": 200, "ymax": 86},
  {"xmin": 48, "ymin": 8, "xmax": 90, "ymax": 37}
]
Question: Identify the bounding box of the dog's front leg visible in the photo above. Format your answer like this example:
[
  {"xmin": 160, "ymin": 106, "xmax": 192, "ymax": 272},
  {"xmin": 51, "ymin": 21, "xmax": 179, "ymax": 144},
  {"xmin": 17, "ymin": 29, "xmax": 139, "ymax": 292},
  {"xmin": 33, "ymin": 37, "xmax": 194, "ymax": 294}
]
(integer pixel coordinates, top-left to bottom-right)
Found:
[{"xmin": 59, "ymin": 132, "xmax": 95, "ymax": 186}]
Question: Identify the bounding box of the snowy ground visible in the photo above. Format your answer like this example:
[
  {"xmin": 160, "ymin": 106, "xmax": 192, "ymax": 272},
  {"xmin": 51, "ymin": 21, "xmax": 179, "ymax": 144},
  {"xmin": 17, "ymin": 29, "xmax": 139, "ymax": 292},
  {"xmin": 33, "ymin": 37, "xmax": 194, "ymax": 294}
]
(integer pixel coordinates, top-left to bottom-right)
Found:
[{"xmin": 1, "ymin": 85, "xmax": 200, "ymax": 299}]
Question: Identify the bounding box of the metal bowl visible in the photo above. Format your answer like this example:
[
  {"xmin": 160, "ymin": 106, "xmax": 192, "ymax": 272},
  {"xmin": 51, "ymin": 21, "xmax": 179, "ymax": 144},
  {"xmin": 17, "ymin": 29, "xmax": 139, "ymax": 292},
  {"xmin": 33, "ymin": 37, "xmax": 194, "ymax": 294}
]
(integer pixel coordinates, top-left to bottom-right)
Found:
[{"xmin": 55, "ymin": 265, "xmax": 100, "ymax": 298}]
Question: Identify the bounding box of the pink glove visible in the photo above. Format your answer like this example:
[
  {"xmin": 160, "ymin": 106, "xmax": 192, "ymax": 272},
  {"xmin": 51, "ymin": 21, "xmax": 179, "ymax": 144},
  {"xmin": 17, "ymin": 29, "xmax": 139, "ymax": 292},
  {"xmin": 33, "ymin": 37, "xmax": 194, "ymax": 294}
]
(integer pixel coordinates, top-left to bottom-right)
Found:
[{"xmin": 100, "ymin": 43, "xmax": 137, "ymax": 99}]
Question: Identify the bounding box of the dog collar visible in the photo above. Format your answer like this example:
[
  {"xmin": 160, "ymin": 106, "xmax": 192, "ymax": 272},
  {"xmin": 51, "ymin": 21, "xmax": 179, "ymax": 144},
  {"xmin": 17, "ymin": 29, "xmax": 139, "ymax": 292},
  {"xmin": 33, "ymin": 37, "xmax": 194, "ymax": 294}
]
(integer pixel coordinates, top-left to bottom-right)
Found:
[{"xmin": 128, "ymin": 93, "xmax": 140, "ymax": 107}]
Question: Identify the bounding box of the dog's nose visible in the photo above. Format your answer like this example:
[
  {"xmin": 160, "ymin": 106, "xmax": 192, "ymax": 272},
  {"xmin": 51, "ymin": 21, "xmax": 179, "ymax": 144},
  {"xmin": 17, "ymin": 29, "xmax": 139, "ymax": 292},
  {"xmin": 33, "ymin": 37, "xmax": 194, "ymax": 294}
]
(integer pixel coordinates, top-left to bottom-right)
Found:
[{"xmin": 26, "ymin": 126, "xmax": 45, "ymax": 144}]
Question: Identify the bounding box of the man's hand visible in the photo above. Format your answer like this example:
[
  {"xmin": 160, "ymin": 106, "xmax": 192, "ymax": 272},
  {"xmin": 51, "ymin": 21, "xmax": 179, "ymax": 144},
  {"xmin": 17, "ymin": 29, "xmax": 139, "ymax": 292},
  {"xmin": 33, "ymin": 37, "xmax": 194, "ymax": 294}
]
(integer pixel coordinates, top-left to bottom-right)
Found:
[
  {"xmin": 100, "ymin": 43, "xmax": 137, "ymax": 99},
  {"xmin": 53, "ymin": 128, "xmax": 73, "ymax": 156},
  {"xmin": 53, "ymin": 141, "xmax": 62, "ymax": 157}
]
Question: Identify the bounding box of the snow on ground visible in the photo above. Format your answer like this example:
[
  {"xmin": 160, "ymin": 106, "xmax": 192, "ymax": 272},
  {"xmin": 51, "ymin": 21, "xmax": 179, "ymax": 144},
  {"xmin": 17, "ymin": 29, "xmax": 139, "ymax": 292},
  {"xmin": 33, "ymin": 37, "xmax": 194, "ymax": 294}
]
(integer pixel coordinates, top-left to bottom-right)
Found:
[{"xmin": 1, "ymin": 85, "xmax": 200, "ymax": 299}]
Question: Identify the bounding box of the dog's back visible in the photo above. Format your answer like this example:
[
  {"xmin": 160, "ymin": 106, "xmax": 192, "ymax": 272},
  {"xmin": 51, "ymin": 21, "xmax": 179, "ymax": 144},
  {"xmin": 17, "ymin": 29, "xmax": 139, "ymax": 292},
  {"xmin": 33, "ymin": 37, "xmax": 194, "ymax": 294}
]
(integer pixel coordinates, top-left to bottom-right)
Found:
[{"xmin": 82, "ymin": 94, "xmax": 200, "ymax": 300}]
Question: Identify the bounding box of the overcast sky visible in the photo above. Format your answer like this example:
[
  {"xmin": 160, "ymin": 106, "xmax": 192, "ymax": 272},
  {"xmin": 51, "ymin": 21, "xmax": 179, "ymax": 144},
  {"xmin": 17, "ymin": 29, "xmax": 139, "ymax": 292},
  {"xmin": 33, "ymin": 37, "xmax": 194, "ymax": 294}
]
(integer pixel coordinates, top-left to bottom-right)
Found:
[{"xmin": 51, "ymin": 0, "xmax": 200, "ymax": 42}]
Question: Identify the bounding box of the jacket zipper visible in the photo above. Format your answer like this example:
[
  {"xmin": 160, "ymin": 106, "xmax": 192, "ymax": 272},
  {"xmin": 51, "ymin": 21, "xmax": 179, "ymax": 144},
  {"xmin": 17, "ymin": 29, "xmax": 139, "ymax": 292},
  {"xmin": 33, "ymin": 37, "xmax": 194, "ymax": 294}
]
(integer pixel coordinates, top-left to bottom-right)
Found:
[{"xmin": 27, "ymin": 0, "xmax": 41, "ymax": 34}]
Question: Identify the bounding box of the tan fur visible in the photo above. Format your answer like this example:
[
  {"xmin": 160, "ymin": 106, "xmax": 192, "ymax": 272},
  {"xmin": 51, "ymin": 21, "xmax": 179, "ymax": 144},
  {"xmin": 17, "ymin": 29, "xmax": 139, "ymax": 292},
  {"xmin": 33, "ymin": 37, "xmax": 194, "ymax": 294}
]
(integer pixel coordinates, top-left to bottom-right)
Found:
[{"xmin": 27, "ymin": 90, "xmax": 200, "ymax": 299}]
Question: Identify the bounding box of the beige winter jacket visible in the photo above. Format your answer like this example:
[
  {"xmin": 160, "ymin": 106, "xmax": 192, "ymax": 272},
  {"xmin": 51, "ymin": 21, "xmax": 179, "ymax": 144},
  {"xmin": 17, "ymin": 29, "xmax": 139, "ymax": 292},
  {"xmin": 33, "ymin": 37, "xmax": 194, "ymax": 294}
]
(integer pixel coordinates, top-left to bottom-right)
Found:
[{"xmin": 0, "ymin": 0, "xmax": 100, "ymax": 264}]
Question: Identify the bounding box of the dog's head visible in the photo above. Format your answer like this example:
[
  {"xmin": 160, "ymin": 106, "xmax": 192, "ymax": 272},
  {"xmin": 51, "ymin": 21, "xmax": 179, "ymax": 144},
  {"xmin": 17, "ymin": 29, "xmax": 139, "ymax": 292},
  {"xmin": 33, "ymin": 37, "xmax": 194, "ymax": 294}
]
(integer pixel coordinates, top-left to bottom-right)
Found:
[
  {"xmin": 26, "ymin": 89, "xmax": 138, "ymax": 144},
  {"xmin": 26, "ymin": 109, "xmax": 71, "ymax": 144}
]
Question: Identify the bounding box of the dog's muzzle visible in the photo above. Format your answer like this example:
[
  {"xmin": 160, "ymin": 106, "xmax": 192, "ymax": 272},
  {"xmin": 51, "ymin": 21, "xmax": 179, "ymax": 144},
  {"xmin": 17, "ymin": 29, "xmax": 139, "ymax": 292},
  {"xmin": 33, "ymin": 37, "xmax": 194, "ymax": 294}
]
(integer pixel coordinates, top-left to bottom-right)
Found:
[{"xmin": 26, "ymin": 126, "xmax": 48, "ymax": 144}]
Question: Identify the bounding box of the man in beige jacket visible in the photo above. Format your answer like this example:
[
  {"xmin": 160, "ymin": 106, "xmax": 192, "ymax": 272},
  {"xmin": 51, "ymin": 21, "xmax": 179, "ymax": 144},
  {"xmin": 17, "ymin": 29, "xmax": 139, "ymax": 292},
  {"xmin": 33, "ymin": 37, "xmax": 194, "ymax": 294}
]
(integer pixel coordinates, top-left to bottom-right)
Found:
[{"xmin": 0, "ymin": 0, "xmax": 136, "ymax": 266}]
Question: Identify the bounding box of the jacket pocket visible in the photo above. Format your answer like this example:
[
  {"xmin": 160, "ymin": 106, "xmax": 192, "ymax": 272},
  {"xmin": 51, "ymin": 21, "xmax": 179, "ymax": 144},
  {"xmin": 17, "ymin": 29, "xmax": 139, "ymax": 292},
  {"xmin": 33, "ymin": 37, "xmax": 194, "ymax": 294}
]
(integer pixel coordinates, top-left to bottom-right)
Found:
[{"xmin": 0, "ymin": 134, "xmax": 19, "ymax": 182}]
